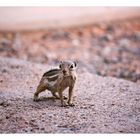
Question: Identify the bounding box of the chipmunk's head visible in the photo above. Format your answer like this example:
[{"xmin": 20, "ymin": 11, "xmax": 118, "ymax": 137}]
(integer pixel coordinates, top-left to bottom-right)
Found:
[{"xmin": 59, "ymin": 61, "xmax": 77, "ymax": 77}]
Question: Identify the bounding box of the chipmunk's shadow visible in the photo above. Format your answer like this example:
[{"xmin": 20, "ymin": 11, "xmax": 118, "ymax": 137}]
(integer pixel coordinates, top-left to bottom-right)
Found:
[
  {"xmin": 26, "ymin": 96, "xmax": 67, "ymax": 109},
  {"xmin": 21, "ymin": 96, "xmax": 61, "ymax": 109},
  {"xmin": 36, "ymin": 96, "xmax": 57, "ymax": 102},
  {"xmin": 34, "ymin": 96, "xmax": 61, "ymax": 107}
]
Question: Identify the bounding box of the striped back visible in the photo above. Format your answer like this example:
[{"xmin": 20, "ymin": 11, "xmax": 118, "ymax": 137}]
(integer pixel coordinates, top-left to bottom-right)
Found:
[{"xmin": 43, "ymin": 69, "xmax": 61, "ymax": 82}]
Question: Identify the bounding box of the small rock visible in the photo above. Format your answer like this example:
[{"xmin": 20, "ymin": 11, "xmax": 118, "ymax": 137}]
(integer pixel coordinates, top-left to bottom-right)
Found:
[
  {"xmin": 99, "ymin": 34, "xmax": 113, "ymax": 42},
  {"xmin": 103, "ymin": 47, "xmax": 112, "ymax": 56},
  {"xmin": 119, "ymin": 38, "xmax": 130, "ymax": 47},
  {"xmin": 2, "ymin": 69, "xmax": 8, "ymax": 73},
  {"xmin": 72, "ymin": 39, "xmax": 80, "ymax": 46}
]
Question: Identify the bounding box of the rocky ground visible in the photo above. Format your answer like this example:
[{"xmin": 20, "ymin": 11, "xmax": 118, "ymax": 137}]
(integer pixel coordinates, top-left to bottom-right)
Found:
[
  {"xmin": 0, "ymin": 18, "xmax": 140, "ymax": 133},
  {"xmin": 0, "ymin": 57, "xmax": 140, "ymax": 133},
  {"xmin": 0, "ymin": 18, "xmax": 140, "ymax": 83}
]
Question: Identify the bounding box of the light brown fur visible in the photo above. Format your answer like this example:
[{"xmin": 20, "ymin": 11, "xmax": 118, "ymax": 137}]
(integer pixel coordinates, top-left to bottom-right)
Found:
[{"xmin": 33, "ymin": 61, "xmax": 77, "ymax": 107}]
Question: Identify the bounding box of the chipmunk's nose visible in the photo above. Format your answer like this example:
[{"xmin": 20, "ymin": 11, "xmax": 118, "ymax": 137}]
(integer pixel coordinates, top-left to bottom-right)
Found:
[{"xmin": 63, "ymin": 70, "xmax": 67, "ymax": 74}]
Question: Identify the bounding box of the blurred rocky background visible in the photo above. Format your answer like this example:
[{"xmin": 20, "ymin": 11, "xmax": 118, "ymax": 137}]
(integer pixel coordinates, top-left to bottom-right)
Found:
[{"xmin": 0, "ymin": 7, "xmax": 140, "ymax": 83}]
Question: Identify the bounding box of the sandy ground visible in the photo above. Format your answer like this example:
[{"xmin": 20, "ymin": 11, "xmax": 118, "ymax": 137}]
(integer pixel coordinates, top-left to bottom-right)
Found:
[{"xmin": 0, "ymin": 57, "xmax": 140, "ymax": 133}]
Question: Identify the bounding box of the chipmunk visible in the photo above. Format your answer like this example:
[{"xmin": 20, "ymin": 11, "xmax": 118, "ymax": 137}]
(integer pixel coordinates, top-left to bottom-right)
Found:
[{"xmin": 33, "ymin": 61, "xmax": 77, "ymax": 107}]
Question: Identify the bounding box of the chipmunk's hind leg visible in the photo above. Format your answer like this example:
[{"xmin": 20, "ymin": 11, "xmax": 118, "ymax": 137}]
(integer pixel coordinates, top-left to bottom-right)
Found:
[
  {"xmin": 33, "ymin": 82, "xmax": 47, "ymax": 101},
  {"xmin": 58, "ymin": 91, "xmax": 68, "ymax": 107},
  {"xmin": 51, "ymin": 92, "xmax": 68, "ymax": 100},
  {"xmin": 51, "ymin": 92, "xmax": 60, "ymax": 99}
]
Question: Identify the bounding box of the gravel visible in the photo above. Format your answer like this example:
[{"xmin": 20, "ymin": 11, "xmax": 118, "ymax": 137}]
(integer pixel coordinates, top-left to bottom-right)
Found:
[{"xmin": 0, "ymin": 57, "xmax": 140, "ymax": 133}]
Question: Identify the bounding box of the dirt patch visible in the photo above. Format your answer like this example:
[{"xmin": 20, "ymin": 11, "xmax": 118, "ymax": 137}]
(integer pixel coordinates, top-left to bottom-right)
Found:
[{"xmin": 0, "ymin": 57, "xmax": 140, "ymax": 133}]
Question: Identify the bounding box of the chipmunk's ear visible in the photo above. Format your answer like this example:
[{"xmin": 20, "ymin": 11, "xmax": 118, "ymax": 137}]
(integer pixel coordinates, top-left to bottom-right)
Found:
[
  {"xmin": 59, "ymin": 64, "xmax": 62, "ymax": 69},
  {"xmin": 74, "ymin": 61, "xmax": 77, "ymax": 68},
  {"xmin": 59, "ymin": 61, "xmax": 63, "ymax": 65},
  {"xmin": 59, "ymin": 61, "xmax": 63, "ymax": 68}
]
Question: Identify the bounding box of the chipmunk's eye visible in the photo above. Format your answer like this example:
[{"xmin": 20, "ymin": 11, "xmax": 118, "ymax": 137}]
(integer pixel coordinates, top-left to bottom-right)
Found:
[
  {"xmin": 70, "ymin": 64, "xmax": 74, "ymax": 69},
  {"xmin": 59, "ymin": 64, "xmax": 62, "ymax": 69}
]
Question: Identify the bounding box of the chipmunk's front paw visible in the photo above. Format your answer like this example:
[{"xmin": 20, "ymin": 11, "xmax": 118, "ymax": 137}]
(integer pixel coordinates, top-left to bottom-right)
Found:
[
  {"xmin": 33, "ymin": 96, "xmax": 39, "ymax": 102},
  {"xmin": 53, "ymin": 95, "xmax": 67, "ymax": 100},
  {"xmin": 68, "ymin": 102, "xmax": 75, "ymax": 107},
  {"xmin": 33, "ymin": 98, "xmax": 39, "ymax": 102},
  {"xmin": 61, "ymin": 102, "xmax": 68, "ymax": 107},
  {"xmin": 63, "ymin": 96, "xmax": 68, "ymax": 100}
]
